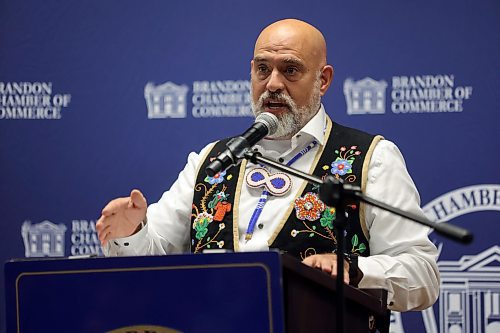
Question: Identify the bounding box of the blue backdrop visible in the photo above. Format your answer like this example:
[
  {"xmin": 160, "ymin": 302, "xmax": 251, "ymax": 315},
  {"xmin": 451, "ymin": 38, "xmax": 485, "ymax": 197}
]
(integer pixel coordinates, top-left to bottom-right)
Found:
[{"xmin": 1, "ymin": 0, "xmax": 499, "ymax": 332}]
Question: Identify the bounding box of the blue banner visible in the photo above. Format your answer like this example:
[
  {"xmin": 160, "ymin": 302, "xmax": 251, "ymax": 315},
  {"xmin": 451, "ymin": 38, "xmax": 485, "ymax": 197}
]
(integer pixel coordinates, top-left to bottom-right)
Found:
[{"xmin": 1, "ymin": 1, "xmax": 499, "ymax": 332}]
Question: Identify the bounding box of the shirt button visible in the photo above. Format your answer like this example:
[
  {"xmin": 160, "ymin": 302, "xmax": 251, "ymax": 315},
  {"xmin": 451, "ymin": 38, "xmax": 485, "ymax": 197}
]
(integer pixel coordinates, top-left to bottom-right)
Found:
[{"xmin": 258, "ymin": 223, "xmax": 264, "ymax": 229}]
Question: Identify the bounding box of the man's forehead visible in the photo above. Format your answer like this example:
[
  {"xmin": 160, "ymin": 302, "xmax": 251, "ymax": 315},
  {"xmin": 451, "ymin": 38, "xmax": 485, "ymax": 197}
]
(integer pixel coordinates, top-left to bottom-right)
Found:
[
  {"xmin": 254, "ymin": 31, "xmax": 306, "ymax": 54},
  {"xmin": 253, "ymin": 19, "xmax": 327, "ymax": 68},
  {"xmin": 253, "ymin": 36, "xmax": 322, "ymax": 68}
]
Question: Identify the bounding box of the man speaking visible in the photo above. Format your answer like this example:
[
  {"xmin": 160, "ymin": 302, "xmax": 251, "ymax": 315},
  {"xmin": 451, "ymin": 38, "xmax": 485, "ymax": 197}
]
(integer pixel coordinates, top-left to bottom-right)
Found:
[{"xmin": 96, "ymin": 18, "xmax": 439, "ymax": 312}]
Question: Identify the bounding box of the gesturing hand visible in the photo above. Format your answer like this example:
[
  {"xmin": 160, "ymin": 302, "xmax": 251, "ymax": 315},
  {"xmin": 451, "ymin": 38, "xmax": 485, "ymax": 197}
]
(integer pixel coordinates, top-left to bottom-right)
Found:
[{"xmin": 96, "ymin": 189, "xmax": 147, "ymax": 246}]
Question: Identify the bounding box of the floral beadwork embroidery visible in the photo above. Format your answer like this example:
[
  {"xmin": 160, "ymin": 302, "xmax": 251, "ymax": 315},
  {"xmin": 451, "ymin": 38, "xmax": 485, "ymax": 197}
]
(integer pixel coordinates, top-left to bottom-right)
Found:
[
  {"xmin": 213, "ymin": 201, "xmax": 231, "ymax": 222},
  {"xmin": 193, "ymin": 211, "xmax": 213, "ymax": 240},
  {"xmin": 208, "ymin": 189, "xmax": 232, "ymax": 221},
  {"xmin": 294, "ymin": 192, "xmax": 325, "ymax": 221},
  {"xmin": 351, "ymin": 234, "xmax": 367, "ymax": 254},
  {"xmin": 324, "ymin": 145, "xmax": 362, "ymax": 183},
  {"xmin": 204, "ymin": 170, "xmax": 227, "ymax": 185},
  {"xmin": 291, "ymin": 193, "xmax": 337, "ymax": 243},
  {"xmin": 191, "ymin": 199, "xmax": 227, "ymax": 252},
  {"xmin": 319, "ymin": 207, "xmax": 336, "ymax": 229},
  {"xmin": 331, "ymin": 159, "xmax": 352, "ymax": 176},
  {"xmin": 274, "ymin": 132, "xmax": 373, "ymax": 259},
  {"xmin": 192, "ymin": 167, "xmax": 231, "ymax": 253},
  {"xmin": 208, "ymin": 190, "xmax": 230, "ymax": 209}
]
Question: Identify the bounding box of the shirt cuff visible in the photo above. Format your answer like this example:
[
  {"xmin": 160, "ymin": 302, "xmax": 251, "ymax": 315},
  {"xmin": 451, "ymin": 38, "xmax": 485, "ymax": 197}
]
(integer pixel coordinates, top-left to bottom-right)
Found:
[
  {"xmin": 357, "ymin": 256, "xmax": 394, "ymax": 308},
  {"xmin": 105, "ymin": 221, "xmax": 149, "ymax": 256}
]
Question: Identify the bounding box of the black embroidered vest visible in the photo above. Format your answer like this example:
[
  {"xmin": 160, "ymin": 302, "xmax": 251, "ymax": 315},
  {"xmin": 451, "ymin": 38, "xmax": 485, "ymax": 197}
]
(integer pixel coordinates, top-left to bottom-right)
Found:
[{"xmin": 190, "ymin": 118, "xmax": 383, "ymax": 261}]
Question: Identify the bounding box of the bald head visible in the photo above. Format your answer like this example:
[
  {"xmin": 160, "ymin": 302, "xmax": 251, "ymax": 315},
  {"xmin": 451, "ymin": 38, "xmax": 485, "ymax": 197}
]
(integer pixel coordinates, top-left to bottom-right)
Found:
[
  {"xmin": 250, "ymin": 19, "xmax": 334, "ymax": 139},
  {"xmin": 254, "ymin": 19, "xmax": 328, "ymax": 69}
]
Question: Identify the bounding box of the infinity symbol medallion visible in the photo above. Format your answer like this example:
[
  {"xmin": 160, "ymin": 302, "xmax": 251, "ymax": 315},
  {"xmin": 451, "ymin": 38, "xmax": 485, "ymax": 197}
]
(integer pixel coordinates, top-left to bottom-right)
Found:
[{"xmin": 246, "ymin": 167, "xmax": 292, "ymax": 196}]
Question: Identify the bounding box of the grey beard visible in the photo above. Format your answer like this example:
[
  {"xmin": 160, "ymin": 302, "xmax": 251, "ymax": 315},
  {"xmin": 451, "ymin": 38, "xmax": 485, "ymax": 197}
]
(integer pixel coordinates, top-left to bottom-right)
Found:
[{"xmin": 250, "ymin": 76, "xmax": 322, "ymax": 139}]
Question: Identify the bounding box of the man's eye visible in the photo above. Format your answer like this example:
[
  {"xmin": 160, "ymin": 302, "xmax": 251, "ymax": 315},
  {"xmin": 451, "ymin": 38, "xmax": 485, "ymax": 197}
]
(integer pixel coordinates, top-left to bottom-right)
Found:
[
  {"xmin": 285, "ymin": 67, "xmax": 298, "ymax": 75},
  {"xmin": 257, "ymin": 65, "xmax": 269, "ymax": 73}
]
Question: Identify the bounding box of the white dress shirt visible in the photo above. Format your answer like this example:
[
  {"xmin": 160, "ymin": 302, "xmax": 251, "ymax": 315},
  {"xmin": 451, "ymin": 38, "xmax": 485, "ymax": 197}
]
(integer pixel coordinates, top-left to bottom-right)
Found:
[{"xmin": 105, "ymin": 105, "xmax": 439, "ymax": 312}]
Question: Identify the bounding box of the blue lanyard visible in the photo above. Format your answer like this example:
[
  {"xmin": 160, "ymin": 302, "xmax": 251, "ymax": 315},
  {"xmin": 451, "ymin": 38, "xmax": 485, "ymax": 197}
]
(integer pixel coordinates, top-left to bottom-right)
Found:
[{"xmin": 245, "ymin": 140, "xmax": 318, "ymax": 240}]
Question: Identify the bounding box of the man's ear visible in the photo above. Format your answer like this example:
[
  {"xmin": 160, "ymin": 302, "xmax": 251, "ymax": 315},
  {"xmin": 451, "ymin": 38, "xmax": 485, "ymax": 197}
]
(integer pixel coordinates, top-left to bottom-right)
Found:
[{"xmin": 319, "ymin": 65, "xmax": 334, "ymax": 96}]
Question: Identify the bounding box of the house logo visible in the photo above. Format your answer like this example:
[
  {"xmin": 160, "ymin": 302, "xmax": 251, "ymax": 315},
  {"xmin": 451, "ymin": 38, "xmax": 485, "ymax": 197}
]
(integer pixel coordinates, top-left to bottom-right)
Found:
[
  {"xmin": 389, "ymin": 184, "xmax": 500, "ymax": 333},
  {"xmin": 144, "ymin": 81, "xmax": 189, "ymax": 119},
  {"xmin": 343, "ymin": 77, "xmax": 387, "ymax": 115},
  {"xmin": 418, "ymin": 184, "xmax": 500, "ymax": 333},
  {"xmin": 21, "ymin": 220, "xmax": 67, "ymax": 257},
  {"xmin": 436, "ymin": 246, "xmax": 500, "ymax": 333},
  {"xmin": 391, "ymin": 248, "xmax": 500, "ymax": 333}
]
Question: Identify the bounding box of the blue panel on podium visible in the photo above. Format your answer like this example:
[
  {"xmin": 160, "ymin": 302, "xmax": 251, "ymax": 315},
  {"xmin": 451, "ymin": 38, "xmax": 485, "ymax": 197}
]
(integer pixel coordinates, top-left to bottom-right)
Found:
[{"xmin": 5, "ymin": 252, "xmax": 285, "ymax": 333}]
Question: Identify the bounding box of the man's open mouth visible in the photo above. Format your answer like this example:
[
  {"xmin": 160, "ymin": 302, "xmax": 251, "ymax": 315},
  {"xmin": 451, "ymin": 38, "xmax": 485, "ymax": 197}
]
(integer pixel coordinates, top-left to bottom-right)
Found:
[{"xmin": 265, "ymin": 100, "xmax": 289, "ymax": 110}]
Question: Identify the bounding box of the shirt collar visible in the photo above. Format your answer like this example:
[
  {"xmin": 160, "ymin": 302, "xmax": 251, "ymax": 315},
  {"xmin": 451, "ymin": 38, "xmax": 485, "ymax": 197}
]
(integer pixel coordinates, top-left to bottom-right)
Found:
[{"xmin": 291, "ymin": 103, "xmax": 327, "ymax": 147}]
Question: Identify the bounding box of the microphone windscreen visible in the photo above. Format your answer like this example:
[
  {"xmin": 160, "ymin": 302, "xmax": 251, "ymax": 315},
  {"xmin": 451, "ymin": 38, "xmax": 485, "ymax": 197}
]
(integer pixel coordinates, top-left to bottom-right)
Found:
[{"xmin": 255, "ymin": 112, "xmax": 278, "ymax": 136}]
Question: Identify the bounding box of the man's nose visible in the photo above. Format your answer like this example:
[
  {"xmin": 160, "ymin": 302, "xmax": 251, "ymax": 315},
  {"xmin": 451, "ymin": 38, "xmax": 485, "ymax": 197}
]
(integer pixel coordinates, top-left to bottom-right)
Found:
[{"xmin": 265, "ymin": 69, "xmax": 285, "ymax": 93}]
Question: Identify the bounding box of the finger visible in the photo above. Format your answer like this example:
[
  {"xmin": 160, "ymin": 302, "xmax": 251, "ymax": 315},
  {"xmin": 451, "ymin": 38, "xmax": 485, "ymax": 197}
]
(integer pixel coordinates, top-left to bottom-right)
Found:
[
  {"xmin": 302, "ymin": 255, "xmax": 318, "ymax": 268},
  {"xmin": 327, "ymin": 261, "xmax": 336, "ymax": 275},
  {"xmin": 96, "ymin": 215, "xmax": 109, "ymax": 232},
  {"xmin": 330, "ymin": 263, "xmax": 339, "ymax": 276},
  {"xmin": 102, "ymin": 197, "xmax": 128, "ymax": 216},
  {"xmin": 130, "ymin": 189, "xmax": 147, "ymax": 209},
  {"xmin": 96, "ymin": 216, "xmax": 104, "ymax": 232},
  {"xmin": 100, "ymin": 228, "xmax": 113, "ymax": 246},
  {"xmin": 344, "ymin": 267, "xmax": 350, "ymax": 284},
  {"xmin": 98, "ymin": 224, "xmax": 111, "ymax": 244},
  {"xmin": 327, "ymin": 262, "xmax": 349, "ymax": 284},
  {"xmin": 321, "ymin": 260, "xmax": 333, "ymax": 274}
]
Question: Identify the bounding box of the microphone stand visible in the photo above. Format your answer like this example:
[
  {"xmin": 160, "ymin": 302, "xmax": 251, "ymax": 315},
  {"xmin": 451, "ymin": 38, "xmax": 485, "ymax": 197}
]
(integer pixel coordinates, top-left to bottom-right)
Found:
[{"xmin": 243, "ymin": 149, "xmax": 473, "ymax": 333}]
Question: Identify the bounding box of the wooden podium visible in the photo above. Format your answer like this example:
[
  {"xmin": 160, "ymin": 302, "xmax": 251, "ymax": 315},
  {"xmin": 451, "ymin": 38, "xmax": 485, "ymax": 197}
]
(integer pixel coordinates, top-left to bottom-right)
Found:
[
  {"xmin": 4, "ymin": 251, "xmax": 387, "ymax": 333},
  {"xmin": 281, "ymin": 254, "xmax": 389, "ymax": 333}
]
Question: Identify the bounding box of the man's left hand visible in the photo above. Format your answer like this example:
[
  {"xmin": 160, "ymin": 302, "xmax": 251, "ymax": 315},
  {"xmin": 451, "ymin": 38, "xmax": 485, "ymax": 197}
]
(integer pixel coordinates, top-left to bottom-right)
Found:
[{"xmin": 302, "ymin": 253, "xmax": 350, "ymax": 284}]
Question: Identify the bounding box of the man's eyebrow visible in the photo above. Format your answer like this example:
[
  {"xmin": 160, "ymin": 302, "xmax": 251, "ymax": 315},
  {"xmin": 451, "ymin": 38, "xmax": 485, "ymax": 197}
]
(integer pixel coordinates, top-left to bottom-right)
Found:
[
  {"xmin": 283, "ymin": 57, "xmax": 305, "ymax": 67},
  {"xmin": 253, "ymin": 56, "xmax": 268, "ymax": 62},
  {"xmin": 253, "ymin": 56, "xmax": 305, "ymax": 66}
]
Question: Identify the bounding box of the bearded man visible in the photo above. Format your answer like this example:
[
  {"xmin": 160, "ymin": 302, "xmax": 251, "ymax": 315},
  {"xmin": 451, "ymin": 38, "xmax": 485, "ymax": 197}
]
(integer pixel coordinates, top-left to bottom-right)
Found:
[{"xmin": 96, "ymin": 19, "xmax": 439, "ymax": 312}]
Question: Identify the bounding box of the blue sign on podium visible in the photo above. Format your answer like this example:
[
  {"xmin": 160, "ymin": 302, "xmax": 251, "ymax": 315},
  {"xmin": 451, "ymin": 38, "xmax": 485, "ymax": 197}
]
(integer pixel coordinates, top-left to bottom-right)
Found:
[{"xmin": 5, "ymin": 252, "xmax": 285, "ymax": 333}]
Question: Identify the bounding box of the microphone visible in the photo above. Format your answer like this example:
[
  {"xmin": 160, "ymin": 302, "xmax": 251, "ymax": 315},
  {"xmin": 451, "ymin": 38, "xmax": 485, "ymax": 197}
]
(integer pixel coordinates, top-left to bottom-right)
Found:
[{"xmin": 205, "ymin": 112, "xmax": 279, "ymax": 177}]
